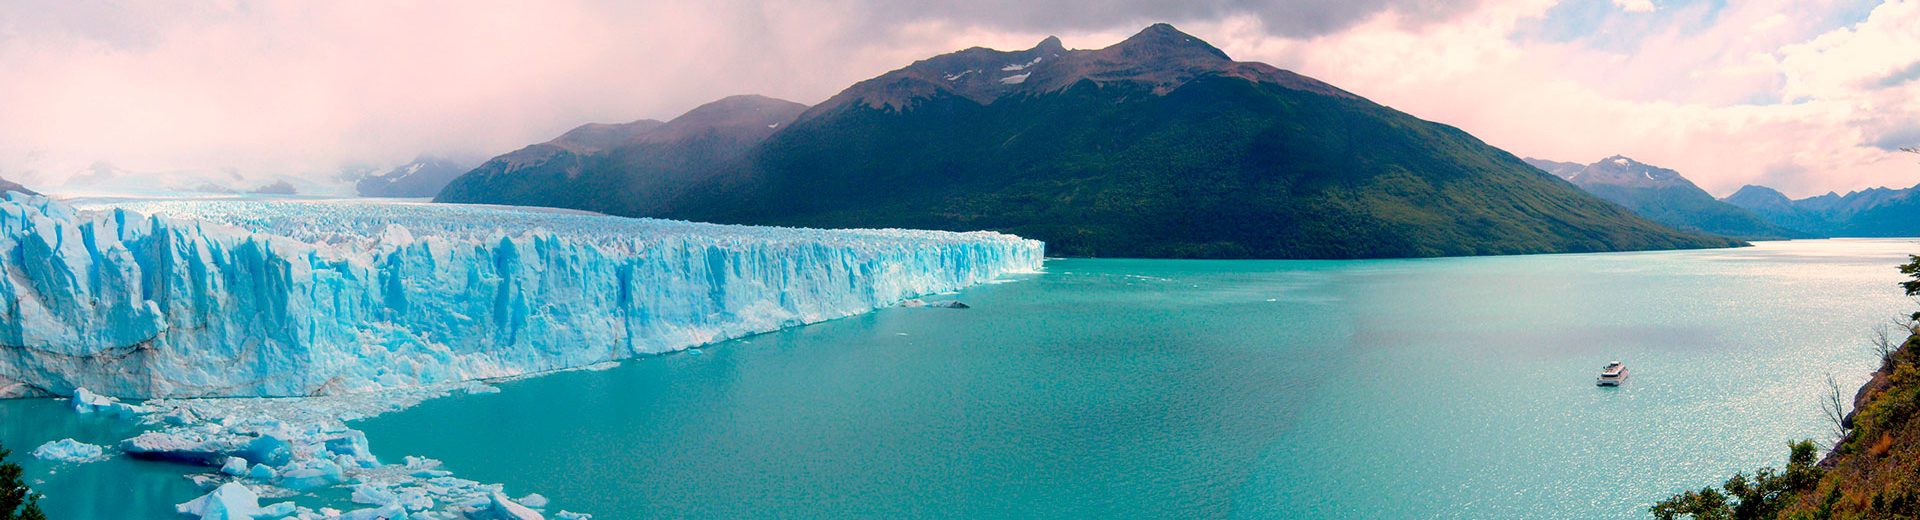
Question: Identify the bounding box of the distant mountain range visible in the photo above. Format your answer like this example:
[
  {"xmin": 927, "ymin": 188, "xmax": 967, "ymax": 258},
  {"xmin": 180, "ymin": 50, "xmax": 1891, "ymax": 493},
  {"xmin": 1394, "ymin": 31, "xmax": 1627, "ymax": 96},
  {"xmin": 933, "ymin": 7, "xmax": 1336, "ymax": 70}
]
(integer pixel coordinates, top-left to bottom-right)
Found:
[
  {"xmin": 438, "ymin": 23, "xmax": 1739, "ymax": 259},
  {"xmin": 1528, "ymin": 154, "xmax": 1920, "ymax": 239},
  {"xmin": 1724, "ymin": 183, "xmax": 1920, "ymax": 237},
  {"xmin": 356, "ymin": 156, "xmax": 473, "ymax": 198},
  {"xmin": 438, "ymin": 95, "xmax": 804, "ymax": 214},
  {"xmin": 0, "ymin": 176, "xmax": 34, "ymax": 196},
  {"xmin": 1523, "ymin": 156, "xmax": 1805, "ymax": 240}
]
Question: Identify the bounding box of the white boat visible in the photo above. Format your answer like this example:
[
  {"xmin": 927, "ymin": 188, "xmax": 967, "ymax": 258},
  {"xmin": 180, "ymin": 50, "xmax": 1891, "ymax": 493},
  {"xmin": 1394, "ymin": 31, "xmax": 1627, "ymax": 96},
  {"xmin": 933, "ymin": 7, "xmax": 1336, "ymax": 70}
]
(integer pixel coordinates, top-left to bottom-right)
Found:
[{"xmin": 1596, "ymin": 361, "xmax": 1628, "ymax": 386}]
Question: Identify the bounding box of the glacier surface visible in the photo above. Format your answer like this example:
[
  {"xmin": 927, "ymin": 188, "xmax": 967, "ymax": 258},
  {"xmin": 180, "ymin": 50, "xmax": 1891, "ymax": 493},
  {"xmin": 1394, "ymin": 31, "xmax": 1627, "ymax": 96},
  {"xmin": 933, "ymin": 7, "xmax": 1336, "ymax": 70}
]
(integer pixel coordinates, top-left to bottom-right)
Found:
[{"xmin": 0, "ymin": 194, "xmax": 1043, "ymax": 398}]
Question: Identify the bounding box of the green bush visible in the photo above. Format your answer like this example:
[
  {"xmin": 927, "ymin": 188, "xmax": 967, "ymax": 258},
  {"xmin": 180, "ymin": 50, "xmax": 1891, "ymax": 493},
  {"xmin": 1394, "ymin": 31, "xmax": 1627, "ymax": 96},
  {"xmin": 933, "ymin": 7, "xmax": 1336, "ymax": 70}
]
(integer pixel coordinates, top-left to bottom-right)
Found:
[{"xmin": 0, "ymin": 442, "xmax": 45, "ymax": 520}]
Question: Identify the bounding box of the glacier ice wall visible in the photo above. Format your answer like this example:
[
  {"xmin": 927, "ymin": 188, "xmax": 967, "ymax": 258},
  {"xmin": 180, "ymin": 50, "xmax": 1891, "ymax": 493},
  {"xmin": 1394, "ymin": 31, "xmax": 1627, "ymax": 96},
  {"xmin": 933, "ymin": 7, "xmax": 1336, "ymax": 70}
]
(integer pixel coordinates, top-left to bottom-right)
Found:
[{"xmin": 0, "ymin": 194, "xmax": 1043, "ymax": 398}]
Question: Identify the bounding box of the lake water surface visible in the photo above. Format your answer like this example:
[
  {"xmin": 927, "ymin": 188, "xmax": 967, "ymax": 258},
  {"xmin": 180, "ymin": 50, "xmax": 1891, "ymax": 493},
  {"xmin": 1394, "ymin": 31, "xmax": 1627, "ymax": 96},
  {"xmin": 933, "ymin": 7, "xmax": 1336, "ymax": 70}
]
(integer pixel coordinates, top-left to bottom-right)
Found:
[{"xmin": 4, "ymin": 240, "xmax": 1914, "ymax": 518}]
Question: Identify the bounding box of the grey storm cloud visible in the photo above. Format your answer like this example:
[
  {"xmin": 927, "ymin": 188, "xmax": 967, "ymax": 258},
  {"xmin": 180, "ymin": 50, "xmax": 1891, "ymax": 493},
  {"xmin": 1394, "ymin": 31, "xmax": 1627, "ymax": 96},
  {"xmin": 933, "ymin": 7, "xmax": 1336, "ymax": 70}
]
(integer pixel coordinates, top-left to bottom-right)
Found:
[
  {"xmin": 852, "ymin": 0, "xmax": 1487, "ymax": 38},
  {"xmin": 1876, "ymin": 60, "xmax": 1920, "ymax": 88},
  {"xmin": 1872, "ymin": 125, "xmax": 1920, "ymax": 152}
]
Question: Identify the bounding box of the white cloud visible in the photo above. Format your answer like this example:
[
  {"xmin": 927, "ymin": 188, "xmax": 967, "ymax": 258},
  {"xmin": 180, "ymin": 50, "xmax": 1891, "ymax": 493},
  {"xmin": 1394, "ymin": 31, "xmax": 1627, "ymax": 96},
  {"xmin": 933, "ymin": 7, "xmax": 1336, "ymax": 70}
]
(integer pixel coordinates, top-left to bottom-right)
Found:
[
  {"xmin": 1196, "ymin": 0, "xmax": 1920, "ymax": 197},
  {"xmin": 1614, "ymin": 0, "xmax": 1657, "ymax": 13}
]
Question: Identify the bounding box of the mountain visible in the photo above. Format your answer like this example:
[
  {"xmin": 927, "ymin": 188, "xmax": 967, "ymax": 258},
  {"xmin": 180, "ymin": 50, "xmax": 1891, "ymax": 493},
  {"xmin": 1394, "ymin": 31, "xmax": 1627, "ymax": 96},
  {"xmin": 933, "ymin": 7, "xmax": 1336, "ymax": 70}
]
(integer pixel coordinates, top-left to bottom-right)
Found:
[
  {"xmin": 436, "ymin": 95, "xmax": 808, "ymax": 213},
  {"xmin": 1522, "ymin": 158, "xmax": 1586, "ymax": 179},
  {"xmin": 356, "ymin": 156, "xmax": 473, "ymax": 198},
  {"xmin": 440, "ymin": 24, "xmax": 1739, "ymax": 259},
  {"xmin": 1723, "ymin": 185, "xmax": 1833, "ymax": 235},
  {"xmin": 0, "ymin": 176, "xmax": 34, "ymax": 196},
  {"xmin": 249, "ymin": 180, "xmax": 298, "ymax": 195},
  {"xmin": 433, "ymin": 118, "xmax": 663, "ymax": 209},
  {"xmin": 1523, "ymin": 156, "xmax": 1805, "ymax": 239},
  {"xmin": 26, "ymin": 161, "xmax": 352, "ymax": 197},
  {"xmin": 1723, "ymin": 183, "xmax": 1920, "ymax": 237}
]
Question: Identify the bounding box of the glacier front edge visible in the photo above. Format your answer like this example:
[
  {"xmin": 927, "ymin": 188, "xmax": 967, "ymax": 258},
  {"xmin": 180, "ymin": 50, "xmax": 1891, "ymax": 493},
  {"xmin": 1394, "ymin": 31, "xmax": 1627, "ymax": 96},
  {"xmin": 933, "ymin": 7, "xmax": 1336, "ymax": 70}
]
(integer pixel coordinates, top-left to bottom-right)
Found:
[{"xmin": 0, "ymin": 195, "xmax": 1044, "ymax": 398}]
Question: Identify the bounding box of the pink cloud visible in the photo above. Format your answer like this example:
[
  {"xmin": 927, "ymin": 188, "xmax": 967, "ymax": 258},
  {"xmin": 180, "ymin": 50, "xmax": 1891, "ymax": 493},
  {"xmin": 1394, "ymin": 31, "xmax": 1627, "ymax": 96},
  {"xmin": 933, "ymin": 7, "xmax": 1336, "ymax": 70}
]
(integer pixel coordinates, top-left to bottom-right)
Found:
[{"xmin": 2, "ymin": 0, "xmax": 1916, "ymax": 199}]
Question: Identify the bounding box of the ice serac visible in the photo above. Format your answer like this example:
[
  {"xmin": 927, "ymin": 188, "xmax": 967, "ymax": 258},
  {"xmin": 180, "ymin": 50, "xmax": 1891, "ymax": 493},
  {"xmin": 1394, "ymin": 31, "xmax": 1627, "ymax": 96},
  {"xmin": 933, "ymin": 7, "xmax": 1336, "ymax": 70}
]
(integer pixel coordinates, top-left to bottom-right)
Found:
[{"xmin": 0, "ymin": 194, "xmax": 1044, "ymax": 398}]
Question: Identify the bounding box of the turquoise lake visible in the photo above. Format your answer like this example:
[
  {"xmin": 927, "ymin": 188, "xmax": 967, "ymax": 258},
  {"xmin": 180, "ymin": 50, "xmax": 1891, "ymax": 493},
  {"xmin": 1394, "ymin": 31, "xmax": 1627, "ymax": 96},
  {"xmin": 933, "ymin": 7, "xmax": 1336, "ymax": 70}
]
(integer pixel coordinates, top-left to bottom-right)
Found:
[{"xmin": 3, "ymin": 239, "xmax": 1916, "ymax": 518}]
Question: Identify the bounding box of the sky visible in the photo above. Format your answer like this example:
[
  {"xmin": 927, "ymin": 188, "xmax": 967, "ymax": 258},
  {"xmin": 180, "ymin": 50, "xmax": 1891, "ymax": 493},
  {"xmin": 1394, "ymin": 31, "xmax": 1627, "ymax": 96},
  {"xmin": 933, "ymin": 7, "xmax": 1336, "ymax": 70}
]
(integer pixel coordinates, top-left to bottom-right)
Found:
[{"xmin": 0, "ymin": 0, "xmax": 1916, "ymax": 197}]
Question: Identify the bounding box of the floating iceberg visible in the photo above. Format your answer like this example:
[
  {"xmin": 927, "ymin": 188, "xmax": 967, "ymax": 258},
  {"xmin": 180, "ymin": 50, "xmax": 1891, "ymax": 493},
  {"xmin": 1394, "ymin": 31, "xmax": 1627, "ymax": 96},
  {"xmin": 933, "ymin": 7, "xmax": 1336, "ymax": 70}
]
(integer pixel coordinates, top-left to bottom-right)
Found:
[
  {"xmin": 175, "ymin": 482, "xmax": 262, "ymax": 520},
  {"xmin": 479, "ymin": 492, "xmax": 546, "ymax": 520},
  {"xmin": 219, "ymin": 456, "xmax": 248, "ymax": 476},
  {"xmin": 0, "ymin": 195, "xmax": 1042, "ymax": 398},
  {"xmin": 121, "ymin": 431, "xmax": 241, "ymax": 466},
  {"xmin": 70, "ymin": 387, "xmax": 147, "ymax": 416},
  {"xmin": 30, "ymin": 438, "xmax": 106, "ymax": 463}
]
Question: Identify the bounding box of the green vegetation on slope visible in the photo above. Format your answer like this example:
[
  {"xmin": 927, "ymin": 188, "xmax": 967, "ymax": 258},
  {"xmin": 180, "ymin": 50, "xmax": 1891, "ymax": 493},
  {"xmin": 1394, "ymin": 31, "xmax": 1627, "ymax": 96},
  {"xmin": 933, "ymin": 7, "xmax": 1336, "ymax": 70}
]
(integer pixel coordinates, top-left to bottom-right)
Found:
[
  {"xmin": 678, "ymin": 75, "xmax": 1741, "ymax": 258},
  {"xmin": 436, "ymin": 25, "xmax": 1742, "ymax": 260}
]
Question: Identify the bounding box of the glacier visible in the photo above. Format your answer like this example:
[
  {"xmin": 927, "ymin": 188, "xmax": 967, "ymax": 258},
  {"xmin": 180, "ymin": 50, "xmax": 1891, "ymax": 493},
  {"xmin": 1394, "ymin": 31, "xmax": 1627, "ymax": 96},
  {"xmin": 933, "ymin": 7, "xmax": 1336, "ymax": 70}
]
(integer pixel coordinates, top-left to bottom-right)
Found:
[
  {"xmin": 2, "ymin": 192, "xmax": 1039, "ymax": 518},
  {"xmin": 0, "ymin": 194, "xmax": 1043, "ymax": 398}
]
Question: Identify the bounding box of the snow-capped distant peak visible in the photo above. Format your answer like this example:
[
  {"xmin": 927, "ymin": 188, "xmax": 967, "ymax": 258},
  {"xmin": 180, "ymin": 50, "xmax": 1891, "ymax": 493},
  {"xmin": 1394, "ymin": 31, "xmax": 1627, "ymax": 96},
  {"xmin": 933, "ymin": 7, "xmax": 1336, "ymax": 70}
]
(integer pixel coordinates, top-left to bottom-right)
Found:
[
  {"xmin": 999, "ymin": 72, "xmax": 1031, "ymax": 85},
  {"xmin": 944, "ymin": 70, "xmax": 975, "ymax": 82},
  {"xmin": 1612, "ymin": 157, "xmax": 1630, "ymax": 166}
]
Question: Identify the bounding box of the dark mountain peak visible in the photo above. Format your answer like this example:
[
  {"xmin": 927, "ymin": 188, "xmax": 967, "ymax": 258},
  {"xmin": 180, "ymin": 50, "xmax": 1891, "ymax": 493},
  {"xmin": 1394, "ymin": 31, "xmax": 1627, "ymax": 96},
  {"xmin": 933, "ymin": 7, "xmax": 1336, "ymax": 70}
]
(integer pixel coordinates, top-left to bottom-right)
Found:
[
  {"xmin": 1034, "ymin": 35, "xmax": 1065, "ymax": 54},
  {"xmin": 1573, "ymin": 155, "xmax": 1691, "ymax": 189},
  {"xmin": 0, "ymin": 175, "xmax": 36, "ymax": 197},
  {"xmin": 439, "ymin": 94, "xmax": 809, "ymax": 211},
  {"xmin": 405, "ymin": 154, "xmax": 467, "ymax": 169},
  {"xmin": 553, "ymin": 119, "xmax": 666, "ymax": 152},
  {"xmin": 356, "ymin": 155, "xmax": 474, "ymax": 198},
  {"xmin": 1725, "ymin": 184, "xmax": 1792, "ymax": 206},
  {"xmin": 641, "ymin": 95, "xmax": 808, "ymax": 144},
  {"xmin": 1109, "ymin": 23, "xmax": 1230, "ymax": 62},
  {"xmin": 1522, "ymin": 157, "xmax": 1586, "ymax": 179},
  {"xmin": 806, "ymin": 23, "xmax": 1356, "ymax": 114},
  {"xmin": 686, "ymin": 94, "xmax": 807, "ymax": 114}
]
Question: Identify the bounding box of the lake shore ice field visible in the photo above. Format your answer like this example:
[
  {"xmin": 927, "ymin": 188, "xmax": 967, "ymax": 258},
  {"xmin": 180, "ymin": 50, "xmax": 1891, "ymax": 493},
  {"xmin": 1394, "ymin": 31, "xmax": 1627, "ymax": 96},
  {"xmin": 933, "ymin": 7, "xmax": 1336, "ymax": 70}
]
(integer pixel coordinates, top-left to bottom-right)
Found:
[{"xmin": 0, "ymin": 193, "xmax": 1042, "ymax": 518}]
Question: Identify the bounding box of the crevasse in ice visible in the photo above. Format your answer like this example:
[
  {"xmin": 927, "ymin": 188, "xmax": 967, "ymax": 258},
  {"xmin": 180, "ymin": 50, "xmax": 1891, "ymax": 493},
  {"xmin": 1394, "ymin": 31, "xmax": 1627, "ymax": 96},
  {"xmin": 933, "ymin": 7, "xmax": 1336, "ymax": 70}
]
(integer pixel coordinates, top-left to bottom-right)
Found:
[{"xmin": 0, "ymin": 194, "xmax": 1043, "ymax": 398}]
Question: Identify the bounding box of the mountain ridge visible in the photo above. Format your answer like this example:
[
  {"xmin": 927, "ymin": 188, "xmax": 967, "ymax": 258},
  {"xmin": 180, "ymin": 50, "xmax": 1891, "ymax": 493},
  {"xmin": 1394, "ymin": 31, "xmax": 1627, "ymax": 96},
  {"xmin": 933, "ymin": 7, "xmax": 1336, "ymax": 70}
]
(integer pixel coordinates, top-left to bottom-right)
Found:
[
  {"xmin": 436, "ymin": 95, "xmax": 807, "ymax": 215},
  {"xmin": 437, "ymin": 24, "xmax": 1742, "ymax": 259},
  {"xmin": 1723, "ymin": 181, "xmax": 1920, "ymax": 237},
  {"xmin": 1522, "ymin": 155, "xmax": 1804, "ymax": 240},
  {"xmin": 0, "ymin": 176, "xmax": 33, "ymax": 196},
  {"xmin": 355, "ymin": 156, "xmax": 473, "ymax": 198}
]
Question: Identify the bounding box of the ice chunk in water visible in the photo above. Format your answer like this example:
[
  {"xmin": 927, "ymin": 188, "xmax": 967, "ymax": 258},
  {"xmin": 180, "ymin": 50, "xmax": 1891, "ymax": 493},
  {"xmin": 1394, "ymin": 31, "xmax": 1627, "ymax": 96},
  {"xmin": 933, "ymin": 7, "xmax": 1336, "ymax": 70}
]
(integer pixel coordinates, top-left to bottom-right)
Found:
[
  {"xmin": 30, "ymin": 439, "xmax": 105, "ymax": 463},
  {"xmin": 477, "ymin": 492, "xmax": 545, "ymax": 520},
  {"xmin": 219, "ymin": 456, "xmax": 248, "ymax": 476},
  {"xmin": 174, "ymin": 482, "xmax": 262, "ymax": 520}
]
